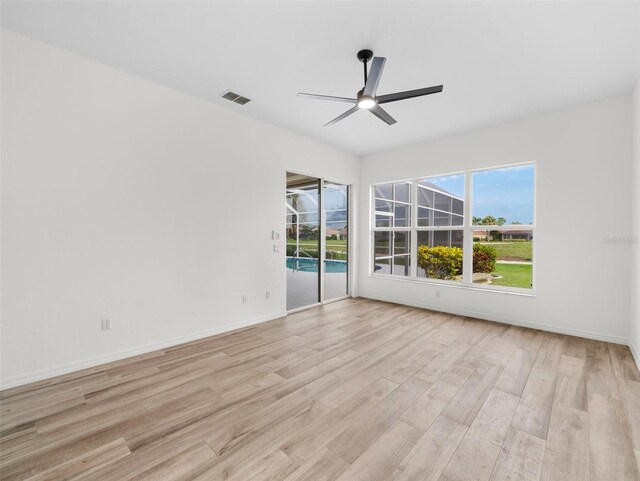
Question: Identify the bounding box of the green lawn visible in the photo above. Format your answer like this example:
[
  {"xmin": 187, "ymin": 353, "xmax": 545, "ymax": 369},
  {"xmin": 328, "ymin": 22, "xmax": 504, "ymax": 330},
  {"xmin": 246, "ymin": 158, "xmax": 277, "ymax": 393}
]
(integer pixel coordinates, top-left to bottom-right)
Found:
[
  {"xmin": 476, "ymin": 241, "xmax": 532, "ymax": 261},
  {"xmin": 491, "ymin": 263, "xmax": 532, "ymax": 289},
  {"xmin": 287, "ymin": 239, "xmax": 347, "ymax": 250},
  {"xmin": 286, "ymin": 238, "xmax": 347, "ymax": 259}
]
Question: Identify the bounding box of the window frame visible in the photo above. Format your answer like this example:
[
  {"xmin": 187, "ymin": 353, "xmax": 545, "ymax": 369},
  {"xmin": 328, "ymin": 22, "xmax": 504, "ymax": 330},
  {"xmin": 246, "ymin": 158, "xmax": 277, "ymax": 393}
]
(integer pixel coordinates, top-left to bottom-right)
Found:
[
  {"xmin": 372, "ymin": 181, "xmax": 412, "ymax": 276},
  {"xmin": 370, "ymin": 162, "xmax": 536, "ymax": 295}
]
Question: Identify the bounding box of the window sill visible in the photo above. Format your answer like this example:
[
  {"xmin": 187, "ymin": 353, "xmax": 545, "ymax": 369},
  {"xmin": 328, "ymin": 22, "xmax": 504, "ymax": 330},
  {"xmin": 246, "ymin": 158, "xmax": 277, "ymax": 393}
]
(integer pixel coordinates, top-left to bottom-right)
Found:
[{"xmin": 368, "ymin": 273, "xmax": 536, "ymax": 297}]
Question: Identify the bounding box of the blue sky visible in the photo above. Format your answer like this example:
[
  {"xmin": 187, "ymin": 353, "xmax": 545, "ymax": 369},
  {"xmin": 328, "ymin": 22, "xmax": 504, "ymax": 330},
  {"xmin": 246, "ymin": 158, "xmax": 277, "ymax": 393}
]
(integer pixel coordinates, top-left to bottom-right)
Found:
[
  {"xmin": 427, "ymin": 164, "xmax": 535, "ymax": 224},
  {"xmin": 426, "ymin": 174, "xmax": 465, "ymax": 198}
]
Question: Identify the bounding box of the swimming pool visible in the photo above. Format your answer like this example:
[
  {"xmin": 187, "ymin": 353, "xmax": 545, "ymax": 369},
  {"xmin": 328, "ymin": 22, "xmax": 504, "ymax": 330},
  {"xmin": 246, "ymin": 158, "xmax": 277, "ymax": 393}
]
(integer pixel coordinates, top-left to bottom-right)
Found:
[{"xmin": 286, "ymin": 257, "xmax": 347, "ymax": 273}]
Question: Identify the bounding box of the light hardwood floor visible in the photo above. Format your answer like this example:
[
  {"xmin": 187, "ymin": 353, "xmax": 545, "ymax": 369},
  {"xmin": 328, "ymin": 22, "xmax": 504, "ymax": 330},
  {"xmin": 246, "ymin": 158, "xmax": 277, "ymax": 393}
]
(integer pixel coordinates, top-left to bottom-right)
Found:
[{"xmin": 1, "ymin": 298, "xmax": 639, "ymax": 481}]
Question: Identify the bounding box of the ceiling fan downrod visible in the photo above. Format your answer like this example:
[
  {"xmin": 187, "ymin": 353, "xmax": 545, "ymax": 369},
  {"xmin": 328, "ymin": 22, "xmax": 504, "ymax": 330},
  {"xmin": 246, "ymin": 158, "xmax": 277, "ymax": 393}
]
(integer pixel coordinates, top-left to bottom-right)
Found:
[{"xmin": 357, "ymin": 49, "xmax": 374, "ymax": 86}]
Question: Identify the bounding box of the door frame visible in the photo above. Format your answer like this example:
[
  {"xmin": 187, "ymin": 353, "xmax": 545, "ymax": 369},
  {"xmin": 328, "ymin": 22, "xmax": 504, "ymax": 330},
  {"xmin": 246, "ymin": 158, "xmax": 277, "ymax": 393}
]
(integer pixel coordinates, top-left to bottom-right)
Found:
[{"xmin": 285, "ymin": 170, "xmax": 353, "ymax": 313}]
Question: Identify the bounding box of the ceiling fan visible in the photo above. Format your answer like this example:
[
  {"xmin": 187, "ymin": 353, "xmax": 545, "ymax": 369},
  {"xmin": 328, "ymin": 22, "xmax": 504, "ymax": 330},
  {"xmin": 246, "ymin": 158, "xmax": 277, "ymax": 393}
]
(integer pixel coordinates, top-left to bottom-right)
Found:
[{"xmin": 298, "ymin": 49, "xmax": 443, "ymax": 127}]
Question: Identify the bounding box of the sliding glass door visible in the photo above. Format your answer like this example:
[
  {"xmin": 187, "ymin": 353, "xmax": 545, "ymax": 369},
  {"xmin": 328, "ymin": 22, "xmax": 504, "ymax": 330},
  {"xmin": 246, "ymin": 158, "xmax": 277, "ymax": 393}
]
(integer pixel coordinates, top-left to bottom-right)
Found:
[
  {"xmin": 323, "ymin": 182, "xmax": 349, "ymax": 301},
  {"xmin": 286, "ymin": 175, "xmax": 321, "ymax": 311},
  {"xmin": 286, "ymin": 173, "xmax": 349, "ymax": 311}
]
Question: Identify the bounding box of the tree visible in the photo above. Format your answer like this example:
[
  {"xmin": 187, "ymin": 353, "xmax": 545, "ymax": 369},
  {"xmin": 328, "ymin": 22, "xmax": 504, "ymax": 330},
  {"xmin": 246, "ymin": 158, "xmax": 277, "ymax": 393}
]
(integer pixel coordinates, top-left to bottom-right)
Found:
[
  {"xmin": 480, "ymin": 216, "xmax": 503, "ymax": 241},
  {"xmin": 300, "ymin": 224, "xmax": 317, "ymax": 240},
  {"xmin": 510, "ymin": 221, "xmax": 522, "ymax": 225},
  {"xmin": 472, "ymin": 216, "xmax": 482, "ymax": 226}
]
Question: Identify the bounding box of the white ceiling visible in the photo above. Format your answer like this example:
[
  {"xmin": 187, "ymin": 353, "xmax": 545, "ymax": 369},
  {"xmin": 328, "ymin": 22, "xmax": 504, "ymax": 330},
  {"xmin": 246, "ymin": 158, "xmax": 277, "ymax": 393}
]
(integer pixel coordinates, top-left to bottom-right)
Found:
[{"xmin": 2, "ymin": 1, "xmax": 640, "ymax": 155}]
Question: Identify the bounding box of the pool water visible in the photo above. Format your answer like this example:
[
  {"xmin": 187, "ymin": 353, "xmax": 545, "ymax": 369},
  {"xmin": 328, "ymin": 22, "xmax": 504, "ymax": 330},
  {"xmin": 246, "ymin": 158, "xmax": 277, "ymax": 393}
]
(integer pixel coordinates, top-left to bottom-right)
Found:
[{"xmin": 286, "ymin": 257, "xmax": 347, "ymax": 273}]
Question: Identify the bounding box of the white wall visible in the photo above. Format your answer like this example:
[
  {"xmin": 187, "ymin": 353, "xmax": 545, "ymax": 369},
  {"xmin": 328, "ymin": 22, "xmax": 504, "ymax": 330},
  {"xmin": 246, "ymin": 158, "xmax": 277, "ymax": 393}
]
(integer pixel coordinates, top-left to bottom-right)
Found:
[
  {"xmin": 631, "ymin": 78, "xmax": 640, "ymax": 364},
  {"xmin": 358, "ymin": 96, "xmax": 634, "ymax": 344},
  {"xmin": 0, "ymin": 31, "xmax": 359, "ymax": 388}
]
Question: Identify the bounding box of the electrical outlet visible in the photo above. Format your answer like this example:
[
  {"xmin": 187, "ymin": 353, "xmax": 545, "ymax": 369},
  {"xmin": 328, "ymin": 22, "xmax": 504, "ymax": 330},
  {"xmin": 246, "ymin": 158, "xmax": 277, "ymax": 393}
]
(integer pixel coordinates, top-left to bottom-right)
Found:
[
  {"xmin": 101, "ymin": 319, "xmax": 111, "ymax": 331},
  {"xmin": 266, "ymin": 291, "xmax": 271, "ymax": 300},
  {"xmin": 273, "ymin": 245, "xmax": 280, "ymax": 253},
  {"xmin": 242, "ymin": 295, "xmax": 247, "ymax": 304}
]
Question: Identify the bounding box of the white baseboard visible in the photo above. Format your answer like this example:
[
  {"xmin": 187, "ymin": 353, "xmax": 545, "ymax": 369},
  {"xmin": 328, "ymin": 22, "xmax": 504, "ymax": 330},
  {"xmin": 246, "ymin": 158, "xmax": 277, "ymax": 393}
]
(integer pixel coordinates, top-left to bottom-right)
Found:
[
  {"xmin": 630, "ymin": 341, "xmax": 640, "ymax": 373},
  {"xmin": 0, "ymin": 311, "xmax": 287, "ymax": 391},
  {"xmin": 359, "ymin": 293, "xmax": 630, "ymax": 346}
]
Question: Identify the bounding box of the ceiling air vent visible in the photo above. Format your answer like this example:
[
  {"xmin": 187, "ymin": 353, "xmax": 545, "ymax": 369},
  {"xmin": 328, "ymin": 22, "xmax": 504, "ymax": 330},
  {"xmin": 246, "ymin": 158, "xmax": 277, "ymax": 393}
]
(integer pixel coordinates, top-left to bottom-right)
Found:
[{"xmin": 221, "ymin": 90, "xmax": 251, "ymax": 105}]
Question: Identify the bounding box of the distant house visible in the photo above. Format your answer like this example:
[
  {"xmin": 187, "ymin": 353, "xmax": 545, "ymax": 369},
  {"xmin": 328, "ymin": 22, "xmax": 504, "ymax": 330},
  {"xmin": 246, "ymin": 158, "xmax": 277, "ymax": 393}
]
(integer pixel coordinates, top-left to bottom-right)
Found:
[
  {"xmin": 473, "ymin": 229, "xmax": 532, "ymax": 241},
  {"xmin": 502, "ymin": 230, "xmax": 533, "ymax": 241},
  {"xmin": 326, "ymin": 227, "xmax": 347, "ymax": 240},
  {"xmin": 473, "ymin": 229, "xmax": 489, "ymax": 240}
]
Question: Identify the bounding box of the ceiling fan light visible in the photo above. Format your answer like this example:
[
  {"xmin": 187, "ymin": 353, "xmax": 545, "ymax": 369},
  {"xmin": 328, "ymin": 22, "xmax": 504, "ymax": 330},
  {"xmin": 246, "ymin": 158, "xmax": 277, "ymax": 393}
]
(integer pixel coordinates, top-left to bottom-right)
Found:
[{"xmin": 357, "ymin": 96, "xmax": 376, "ymax": 109}]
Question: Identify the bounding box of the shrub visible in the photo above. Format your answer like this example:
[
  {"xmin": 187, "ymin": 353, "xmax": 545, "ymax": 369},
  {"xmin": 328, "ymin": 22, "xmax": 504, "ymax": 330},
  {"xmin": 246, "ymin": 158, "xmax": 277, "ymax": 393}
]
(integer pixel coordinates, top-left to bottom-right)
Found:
[
  {"xmin": 417, "ymin": 246, "xmax": 463, "ymax": 280},
  {"xmin": 473, "ymin": 243, "xmax": 497, "ymax": 273}
]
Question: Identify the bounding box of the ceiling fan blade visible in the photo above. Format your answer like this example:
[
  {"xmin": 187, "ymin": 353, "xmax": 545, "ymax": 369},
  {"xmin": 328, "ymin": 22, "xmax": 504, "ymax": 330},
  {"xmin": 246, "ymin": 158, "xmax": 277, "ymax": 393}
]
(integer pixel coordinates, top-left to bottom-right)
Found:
[
  {"xmin": 298, "ymin": 93, "xmax": 356, "ymax": 103},
  {"xmin": 324, "ymin": 106, "xmax": 359, "ymax": 127},
  {"xmin": 363, "ymin": 57, "xmax": 386, "ymax": 97},
  {"xmin": 370, "ymin": 104, "xmax": 397, "ymax": 125},
  {"xmin": 376, "ymin": 85, "xmax": 443, "ymax": 104}
]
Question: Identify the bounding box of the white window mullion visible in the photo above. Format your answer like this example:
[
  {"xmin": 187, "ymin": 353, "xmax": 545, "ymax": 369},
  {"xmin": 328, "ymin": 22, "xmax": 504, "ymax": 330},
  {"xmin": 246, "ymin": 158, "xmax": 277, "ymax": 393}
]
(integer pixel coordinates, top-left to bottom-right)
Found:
[
  {"xmin": 319, "ymin": 178, "xmax": 325, "ymax": 303},
  {"xmin": 463, "ymin": 172, "xmax": 473, "ymax": 286},
  {"xmin": 410, "ymin": 179, "xmax": 418, "ymax": 278}
]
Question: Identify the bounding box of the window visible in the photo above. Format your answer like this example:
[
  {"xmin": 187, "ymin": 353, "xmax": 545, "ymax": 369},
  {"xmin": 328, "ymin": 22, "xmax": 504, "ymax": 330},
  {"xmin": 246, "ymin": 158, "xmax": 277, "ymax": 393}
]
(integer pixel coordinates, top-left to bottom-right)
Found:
[
  {"xmin": 372, "ymin": 182, "xmax": 411, "ymax": 276},
  {"xmin": 472, "ymin": 164, "xmax": 535, "ymax": 289},
  {"xmin": 416, "ymin": 175, "xmax": 465, "ymax": 281},
  {"xmin": 371, "ymin": 163, "xmax": 535, "ymax": 292}
]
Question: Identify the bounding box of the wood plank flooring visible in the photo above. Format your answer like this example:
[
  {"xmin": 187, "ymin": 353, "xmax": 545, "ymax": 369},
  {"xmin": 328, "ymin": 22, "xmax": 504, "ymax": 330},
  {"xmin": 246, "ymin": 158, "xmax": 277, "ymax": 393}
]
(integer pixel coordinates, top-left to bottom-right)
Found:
[{"xmin": 1, "ymin": 298, "xmax": 639, "ymax": 481}]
